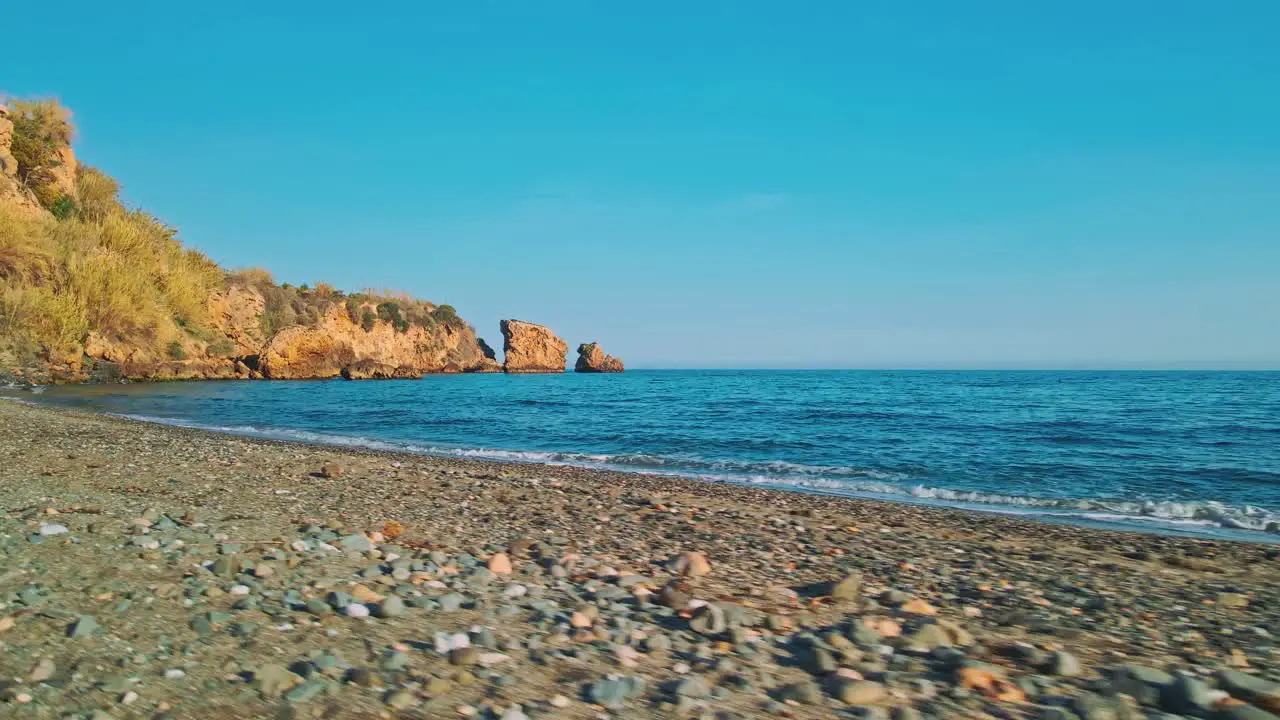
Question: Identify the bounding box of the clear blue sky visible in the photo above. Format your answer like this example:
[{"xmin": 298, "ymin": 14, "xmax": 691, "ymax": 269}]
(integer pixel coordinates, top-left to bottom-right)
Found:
[{"xmin": 7, "ymin": 2, "xmax": 1278, "ymax": 368}]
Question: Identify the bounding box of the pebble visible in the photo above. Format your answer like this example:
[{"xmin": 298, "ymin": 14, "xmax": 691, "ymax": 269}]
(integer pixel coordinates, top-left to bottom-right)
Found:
[
  {"xmin": 30, "ymin": 657, "xmax": 56, "ymax": 682},
  {"xmin": 376, "ymin": 595, "xmax": 405, "ymax": 618},
  {"xmin": 450, "ymin": 647, "xmax": 481, "ymax": 666},
  {"xmin": 1050, "ymin": 650, "xmax": 1082, "ymax": 678},
  {"xmin": 778, "ymin": 680, "xmax": 824, "ymax": 705},
  {"xmin": 676, "ymin": 675, "xmax": 711, "ymax": 698},
  {"xmin": 339, "ymin": 534, "xmax": 372, "ymax": 552},
  {"xmin": 836, "ymin": 679, "xmax": 887, "ymax": 705},
  {"xmin": 343, "ymin": 603, "xmax": 370, "ymax": 618},
  {"xmin": 488, "ymin": 552, "xmax": 513, "ymax": 574},
  {"xmin": 284, "ymin": 679, "xmax": 328, "ymax": 703},
  {"xmin": 39, "ymin": 522, "xmax": 70, "ymax": 535},
  {"xmin": 68, "ymin": 614, "xmax": 101, "ymax": 638},
  {"xmin": 385, "ymin": 689, "xmax": 416, "ymax": 708},
  {"xmin": 669, "ymin": 551, "xmax": 712, "ymax": 577},
  {"xmin": 830, "ymin": 571, "xmax": 863, "ymax": 601},
  {"xmin": 690, "ymin": 602, "xmax": 727, "ymax": 635}
]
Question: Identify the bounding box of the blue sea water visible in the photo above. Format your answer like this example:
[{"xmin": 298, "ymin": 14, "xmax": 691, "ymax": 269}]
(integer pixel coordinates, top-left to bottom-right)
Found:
[{"xmin": 7, "ymin": 370, "xmax": 1280, "ymax": 541}]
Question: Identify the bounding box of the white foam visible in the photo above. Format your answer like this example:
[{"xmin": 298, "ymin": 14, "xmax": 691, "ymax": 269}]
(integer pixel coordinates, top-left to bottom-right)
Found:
[{"xmin": 104, "ymin": 412, "xmax": 1280, "ymax": 539}]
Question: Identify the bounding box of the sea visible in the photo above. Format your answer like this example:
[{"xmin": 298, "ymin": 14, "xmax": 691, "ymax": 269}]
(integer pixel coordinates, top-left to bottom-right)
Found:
[{"xmin": 6, "ymin": 370, "xmax": 1280, "ymax": 542}]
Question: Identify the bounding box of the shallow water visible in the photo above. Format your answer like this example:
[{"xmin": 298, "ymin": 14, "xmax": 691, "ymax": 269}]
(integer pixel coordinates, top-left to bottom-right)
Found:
[{"xmin": 10, "ymin": 370, "xmax": 1280, "ymax": 542}]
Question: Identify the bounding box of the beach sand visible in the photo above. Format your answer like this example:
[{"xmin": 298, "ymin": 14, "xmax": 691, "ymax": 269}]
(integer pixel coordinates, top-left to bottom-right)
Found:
[{"xmin": 1, "ymin": 400, "xmax": 1277, "ymax": 718}]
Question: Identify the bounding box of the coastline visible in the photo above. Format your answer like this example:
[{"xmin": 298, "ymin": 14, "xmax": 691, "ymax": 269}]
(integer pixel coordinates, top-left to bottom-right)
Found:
[{"xmin": 2, "ymin": 399, "xmax": 1278, "ymax": 718}]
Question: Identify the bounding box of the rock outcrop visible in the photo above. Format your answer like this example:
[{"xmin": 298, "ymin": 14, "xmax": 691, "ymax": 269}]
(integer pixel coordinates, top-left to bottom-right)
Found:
[
  {"xmin": 206, "ymin": 285, "xmax": 267, "ymax": 358},
  {"xmin": 575, "ymin": 342, "xmax": 624, "ymax": 373},
  {"xmin": 501, "ymin": 320, "xmax": 567, "ymax": 373},
  {"xmin": 341, "ymin": 359, "xmax": 420, "ymax": 380},
  {"xmin": 0, "ymin": 107, "xmax": 44, "ymax": 217},
  {"xmin": 259, "ymin": 305, "xmax": 495, "ymax": 380}
]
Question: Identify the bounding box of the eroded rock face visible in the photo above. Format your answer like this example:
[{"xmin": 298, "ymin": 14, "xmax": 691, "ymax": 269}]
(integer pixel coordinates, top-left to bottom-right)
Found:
[
  {"xmin": 260, "ymin": 306, "xmax": 494, "ymax": 380},
  {"xmin": 501, "ymin": 320, "xmax": 567, "ymax": 374},
  {"xmin": 82, "ymin": 331, "xmax": 255, "ymax": 381},
  {"xmin": 206, "ymin": 285, "xmax": 267, "ymax": 357},
  {"xmin": 0, "ymin": 110, "xmax": 44, "ymax": 217},
  {"xmin": 341, "ymin": 359, "xmax": 420, "ymax": 380},
  {"xmin": 575, "ymin": 342, "xmax": 624, "ymax": 373}
]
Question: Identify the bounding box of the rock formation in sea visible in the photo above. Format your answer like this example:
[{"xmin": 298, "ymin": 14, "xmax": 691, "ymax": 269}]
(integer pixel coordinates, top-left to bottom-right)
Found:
[
  {"xmin": 0, "ymin": 96, "xmax": 503, "ymax": 383},
  {"xmin": 575, "ymin": 342, "xmax": 624, "ymax": 373},
  {"xmin": 260, "ymin": 305, "xmax": 496, "ymax": 380},
  {"xmin": 500, "ymin": 320, "xmax": 568, "ymax": 373}
]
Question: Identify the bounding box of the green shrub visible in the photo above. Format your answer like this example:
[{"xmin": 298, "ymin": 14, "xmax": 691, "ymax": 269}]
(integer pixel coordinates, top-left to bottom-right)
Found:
[
  {"xmin": 360, "ymin": 309, "xmax": 375, "ymax": 332},
  {"xmin": 376, "ymin": 302, "xmax": 410, "ymax": 332},
  {"xmin": 48, "ymin": 195, "xmax": 77, "ymax": 220},
  {"xmin": 167, "ymin": 340, "xmax": 187, "ymax": 360},
  {"xmin": 431, "ymin": 303, "xmax": 462, "ymax": 327}
]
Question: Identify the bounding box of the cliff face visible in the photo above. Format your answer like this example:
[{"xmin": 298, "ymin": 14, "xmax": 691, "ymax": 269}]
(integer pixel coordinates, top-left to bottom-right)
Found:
[
  {"xmin": 259, "ymin": 305, "xmax": 497, "ymax": 380},
  {"xmin": 0, "ymin": 109, "xmax": 44, "ymax": 217},
  {"xmin": 575, "ymin": 342, "xmax": 624, "ymax": 373},
  {"xmin": 501, "ymin": 320, "xmax": 568, "ymax": 373},
  {"xmin": 0, "ymin": 97, "xmax": 501, "ymax": 384}
]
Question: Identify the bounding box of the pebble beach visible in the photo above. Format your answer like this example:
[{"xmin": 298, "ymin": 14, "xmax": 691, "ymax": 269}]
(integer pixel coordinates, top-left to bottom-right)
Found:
[{"xmin": 2, "ymin": 399, "xmax": 1278, "ymax": 719}]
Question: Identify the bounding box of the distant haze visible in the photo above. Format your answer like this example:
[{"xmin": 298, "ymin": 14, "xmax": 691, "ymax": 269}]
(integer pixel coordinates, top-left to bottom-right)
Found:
[{"xmin": 6, "ymin": 3, "xmax": 1278, "ymax": 369}]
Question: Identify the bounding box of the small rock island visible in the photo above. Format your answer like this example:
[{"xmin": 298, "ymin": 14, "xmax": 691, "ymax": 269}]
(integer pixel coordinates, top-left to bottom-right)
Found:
[
  {"xmin": 500, "ymin": 320, "xmax": 568, "ymax": 373},
  {"xmin": 575, "ymin": 342, "xmax": 624, "ymax": 373}
]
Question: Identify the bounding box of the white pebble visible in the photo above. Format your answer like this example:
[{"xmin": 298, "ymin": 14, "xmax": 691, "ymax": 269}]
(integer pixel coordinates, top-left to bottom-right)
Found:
[
  {"xmin": 549, "ymin": 695, "xmax": 570, "ymax": 708},
  {"xmin": 504, "ymin": 584, "xmax": 528, "ymax": 599},
  {"xmin": 673, "ymin": 662, "xmax": 691, "ymax": 674},
  {"xmin": 343, "ymin": 604, "xmax": 370, "ymax": 618},
  {"xmin": 478, "ymin": 652, "xmax": 512, "ymax": 667},
  {"xmin": 120, "ymin": 690, "xmax": 139, "ymax": 704},
  {"xmin": 164, "ymin": 669, "xmax": 186, "ymax": 679},
  {"xmin": 290, "ymin": 540, "xmax": 311, "ymax": 552},
  {"xmin": 228, "ymin": 585, "xmax": 251, "ymax": 597},
  {"xmin": 39, "ymin": 523, "xmax": 70, "ymax": 536}
]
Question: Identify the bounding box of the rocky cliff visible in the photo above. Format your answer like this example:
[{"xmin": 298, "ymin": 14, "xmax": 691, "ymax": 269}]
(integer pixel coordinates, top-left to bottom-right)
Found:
[
  {"xmin": 259, "ymin": 305, "xmax": 498, "ymax": 379},
  {"xmin": 0, "ymin": 97, "xmax": 501, "ymax": 384},
  {"xmin": 0, "ymin": 107, "xmax": 44, "ymax": 217},
  {"xmin": 575, "ymin": 342, "xmax": 624, "ymax": 373},
  {"xmin": 501, "ymin": 320, "xmax": 568, "ymax": 373}
]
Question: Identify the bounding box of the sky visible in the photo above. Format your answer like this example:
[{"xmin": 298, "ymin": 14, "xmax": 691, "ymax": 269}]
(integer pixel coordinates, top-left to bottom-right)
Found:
[{"xmin": 6, "ymin": 1, "xmax": 1279, "ymax": 369}]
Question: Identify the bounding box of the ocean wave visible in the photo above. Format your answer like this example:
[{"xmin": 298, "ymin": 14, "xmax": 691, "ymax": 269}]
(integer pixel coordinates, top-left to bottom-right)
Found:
[{"xmin": 105, "ymin": 412, "xmax": 1280, "ymax": 538}]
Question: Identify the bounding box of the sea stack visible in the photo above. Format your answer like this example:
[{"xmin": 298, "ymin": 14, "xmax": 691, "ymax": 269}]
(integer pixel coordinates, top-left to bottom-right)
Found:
[
  {"xmin": 575, "ymin": 342, "xmax": 624, "ymax": 373},
  {"xmin": 500, "ymin": 320, "xmax": 568, "ymax": 373}
]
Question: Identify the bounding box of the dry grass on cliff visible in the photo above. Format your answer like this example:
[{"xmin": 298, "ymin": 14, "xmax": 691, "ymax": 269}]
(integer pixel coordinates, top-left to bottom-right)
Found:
[{"xmin": 0, "ymin": 166, "xmax": 222, "ymax": 359}]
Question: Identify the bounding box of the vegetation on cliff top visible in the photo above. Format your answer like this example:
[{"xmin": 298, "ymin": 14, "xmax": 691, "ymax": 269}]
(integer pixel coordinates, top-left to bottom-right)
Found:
[{"xmin": 0, "ymin": 97, "xmax": 470, "ymax": 374}]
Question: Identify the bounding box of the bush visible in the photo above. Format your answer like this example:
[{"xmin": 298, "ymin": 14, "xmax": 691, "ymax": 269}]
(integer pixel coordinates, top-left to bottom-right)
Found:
[
  {"xmin": 376, "ymin": 302, "xmax": 410, "ymax": 332},
  {"xmin": 360, "ymin": 309, "xmax": 375, "ymax": 332},
  {"xmin": 74, "ymin": 166, "xmax": 122, "ymax": 222},
  {"xmin": 7, "ymin": 99, "xmax": 73, "ymax": 191},
  {"xmin": 167, "ymin": 340, "xmax": 187, "ymax": 360},
  {"xmin": 432, "ymin": 303, "xmax": 462, "ymax": 327},
  {"xmin": 48, "ymin": 195, "xmax": 77, "ymax": 220}
]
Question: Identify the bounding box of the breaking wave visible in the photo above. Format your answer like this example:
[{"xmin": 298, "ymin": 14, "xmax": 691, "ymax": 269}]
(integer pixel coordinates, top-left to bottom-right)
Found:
[{"xmin": 109, "ymin": 412, "xmax": 1280, "ymax": 539}]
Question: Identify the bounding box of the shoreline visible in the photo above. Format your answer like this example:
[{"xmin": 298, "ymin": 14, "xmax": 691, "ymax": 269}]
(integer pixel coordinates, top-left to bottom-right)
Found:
[
  {"xmin": 8, "ymin": 388, "xmax": 1279, "ymax": 544},
  {"xmin": 2, "ymin": 399, "xmax": 1279, "ymax": 718}
]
